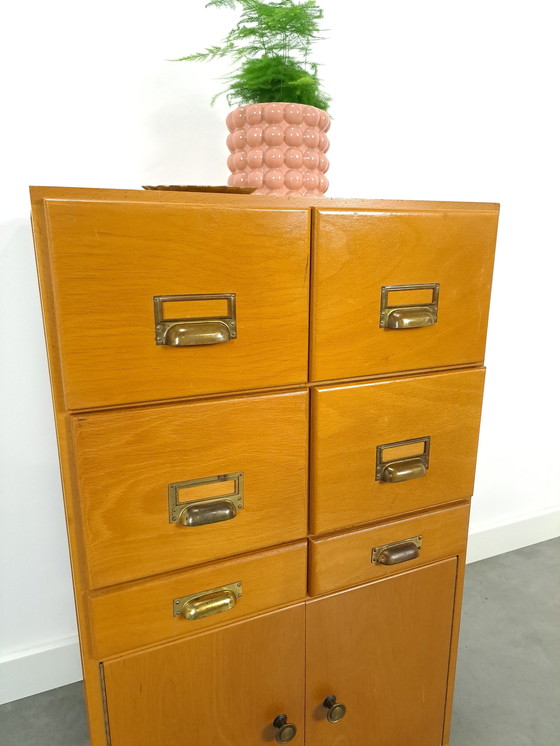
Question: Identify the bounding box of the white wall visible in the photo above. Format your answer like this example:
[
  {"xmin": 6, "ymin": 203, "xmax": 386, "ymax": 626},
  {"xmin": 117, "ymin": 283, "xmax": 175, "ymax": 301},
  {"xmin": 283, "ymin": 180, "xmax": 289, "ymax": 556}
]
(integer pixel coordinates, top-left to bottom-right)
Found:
[{"xmin": 1, "ymin": 0, "xmax": 559, "ymax": 704}]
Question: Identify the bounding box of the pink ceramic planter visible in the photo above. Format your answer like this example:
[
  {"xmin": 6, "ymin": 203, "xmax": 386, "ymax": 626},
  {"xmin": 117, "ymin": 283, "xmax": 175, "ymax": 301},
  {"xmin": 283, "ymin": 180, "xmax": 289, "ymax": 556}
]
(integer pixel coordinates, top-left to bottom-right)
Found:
[{"xmin": 226, "ymin": 102, "xmax": 330, "ymax": 196}]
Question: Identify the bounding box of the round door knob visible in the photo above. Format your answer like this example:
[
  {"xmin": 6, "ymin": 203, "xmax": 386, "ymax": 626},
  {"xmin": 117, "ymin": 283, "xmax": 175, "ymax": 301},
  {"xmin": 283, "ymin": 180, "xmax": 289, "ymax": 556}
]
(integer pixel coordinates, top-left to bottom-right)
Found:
[
  {"xmin": 273, "ymin": 714, "xmax": 297, "ymax": 743},
  {"xmin": 323, "ymin": 694, "xmax": 347, "ymax": 723}
]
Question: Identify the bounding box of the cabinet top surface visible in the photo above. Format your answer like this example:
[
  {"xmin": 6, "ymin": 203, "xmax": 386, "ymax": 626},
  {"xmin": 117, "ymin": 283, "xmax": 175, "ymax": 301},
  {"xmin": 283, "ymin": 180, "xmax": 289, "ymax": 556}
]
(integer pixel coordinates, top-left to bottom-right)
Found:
[{"xmin": 29, "ymin": 185, "xmax": 499, "ymax": 213}]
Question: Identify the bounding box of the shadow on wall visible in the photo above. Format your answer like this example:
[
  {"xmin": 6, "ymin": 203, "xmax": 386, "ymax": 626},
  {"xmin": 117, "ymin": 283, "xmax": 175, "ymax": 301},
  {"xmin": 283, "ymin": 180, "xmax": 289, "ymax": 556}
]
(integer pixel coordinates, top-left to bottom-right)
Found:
[{"xmin": 0, "ymin": 217, "xmax": 77, "ymax": 677}]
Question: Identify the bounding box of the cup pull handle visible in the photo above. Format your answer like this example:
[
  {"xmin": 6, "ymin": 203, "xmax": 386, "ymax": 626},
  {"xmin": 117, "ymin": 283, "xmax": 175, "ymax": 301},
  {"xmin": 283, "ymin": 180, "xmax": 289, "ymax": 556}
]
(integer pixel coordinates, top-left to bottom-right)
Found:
[
  {"xmin": 385, "ymin": 306, "xmax": 436, "ymax": 329},
  {"xmin": 372, "ymin": 537, "xmax": 423, "ymax": 565},
  {"xmin": 154, "ymin": 293, "xmax": 237, "ymax": 346},
  {"xmin": 380, "ymin": 283, "xmax": 439, "ymax": 329},
  {"xmin": 178, "ymin": 498, "xmax": 237, "ymax": 527},
  {"xmin": 168, "ymin": 473, "xmax": 244, "ymax": 525},
  {"xmin": 376, "ymin": 437, "xmax": 430, "ymax": 482},
  {"xmin": 173, "ymin": 582, "xmax": 242, "ymax": 620},
  {"xmin": 163, "ymin": 319, "xmax": 231, "ymax": 346},
  {"xmin": 380, "ymin": 456, "xmax": 427, "ymax": 483}
]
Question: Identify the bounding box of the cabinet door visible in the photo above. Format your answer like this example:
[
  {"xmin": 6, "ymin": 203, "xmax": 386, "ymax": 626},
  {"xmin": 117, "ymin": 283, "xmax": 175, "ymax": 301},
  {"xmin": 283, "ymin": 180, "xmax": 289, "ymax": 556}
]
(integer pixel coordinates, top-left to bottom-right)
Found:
[
  {"xmin": 102, "ymin": 604, "xmax": 305, "ymax": 746},
  {"xmin": 306, "ymin": 559, "xmax": 457, "ymax": 746}
]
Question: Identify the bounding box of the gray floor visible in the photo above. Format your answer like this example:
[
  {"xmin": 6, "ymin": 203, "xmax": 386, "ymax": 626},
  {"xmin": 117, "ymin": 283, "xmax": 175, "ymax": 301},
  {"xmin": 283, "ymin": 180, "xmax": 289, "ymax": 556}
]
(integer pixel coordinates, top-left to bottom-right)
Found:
[{"xmin": 1, "ymin": 539, "xmax": 558, "ymax": 746}]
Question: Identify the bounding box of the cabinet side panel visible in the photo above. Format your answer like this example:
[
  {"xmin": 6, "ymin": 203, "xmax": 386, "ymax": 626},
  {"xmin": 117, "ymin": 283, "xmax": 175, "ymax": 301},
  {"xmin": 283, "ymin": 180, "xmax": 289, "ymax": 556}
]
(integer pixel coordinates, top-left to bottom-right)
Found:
[{"xmin": 30, "ymin": 192, "xmax": 107, "ymax": 746}]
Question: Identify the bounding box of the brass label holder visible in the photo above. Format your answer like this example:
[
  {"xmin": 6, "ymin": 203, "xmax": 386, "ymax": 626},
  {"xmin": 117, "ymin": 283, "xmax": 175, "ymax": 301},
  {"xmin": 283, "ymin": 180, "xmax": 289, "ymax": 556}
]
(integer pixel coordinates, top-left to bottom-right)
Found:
[
  {"xmin": 168, "ymin": 472, "xmax": 244, "ymax": 525},
  {"xmin": 379, "ymin": 283, "xmax": 440, "ymax": 329},
  {"xmin": 154, "ymin": 293, "xmax": 237, "ymax": 346},
  {"xmin": 376, "ymin": 436, "xmax": 430, "ymax": 483},
  {"xmin": 173, "ymin": 581, "xmax": 242, "ymax": 620}
]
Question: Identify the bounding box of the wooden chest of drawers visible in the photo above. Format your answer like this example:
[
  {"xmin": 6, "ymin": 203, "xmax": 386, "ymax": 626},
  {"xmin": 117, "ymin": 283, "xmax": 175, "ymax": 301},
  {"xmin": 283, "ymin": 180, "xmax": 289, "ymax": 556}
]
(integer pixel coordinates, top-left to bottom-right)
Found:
[{"xmin": 31, "ymin": 186, "xmax": 498, "ymax": 746}]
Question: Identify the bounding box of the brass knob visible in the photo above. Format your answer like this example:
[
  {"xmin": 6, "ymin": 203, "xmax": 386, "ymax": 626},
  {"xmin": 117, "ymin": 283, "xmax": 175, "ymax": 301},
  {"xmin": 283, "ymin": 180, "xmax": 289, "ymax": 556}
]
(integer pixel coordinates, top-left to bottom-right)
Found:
[
  {"xmin": 273, "ymin": 714, "xmax": 297, "ymax": 743},
  {"xmin": 323, "ymin": 694, "xmax": 347, "ymax": 723}
]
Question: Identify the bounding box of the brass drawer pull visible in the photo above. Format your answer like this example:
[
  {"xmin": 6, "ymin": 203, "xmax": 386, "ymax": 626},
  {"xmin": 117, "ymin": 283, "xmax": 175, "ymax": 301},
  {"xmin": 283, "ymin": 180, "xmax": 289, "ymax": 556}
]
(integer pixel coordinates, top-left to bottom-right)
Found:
[
  {"xmin": 173, "ymin": 581, "xmax": 242, "ymax": 621},
  {"xmin": 154, "ymin": 293, "xmax": 236, "ymax": 346},
  {"xmin": 323, "ymin": 695, "xmax": 347, "ymax": 723},
  {"xmin": 381, "ymin": 457, "xmax": 426, "ymax": 483},
  {"xmin": 379, "ymin": 283, "xmax": 439, "ymax": 329},
  {"xmin": 372, "ymin": 536, "xmax": 422, "ymax": 565},
  {"xmin": 168, "ymin": 472, "xmax": 244, "ymax": 525},
  {"xmin": 273, "ymin": 715, "xmax": 297, "ymax": 743},
  {"xmin": 376, "ymin": 437, "xmax": 430, "ymax": 483},
  {"xmin": 179, "ymin": 498, "xmax": 237, "ymax": 527}
]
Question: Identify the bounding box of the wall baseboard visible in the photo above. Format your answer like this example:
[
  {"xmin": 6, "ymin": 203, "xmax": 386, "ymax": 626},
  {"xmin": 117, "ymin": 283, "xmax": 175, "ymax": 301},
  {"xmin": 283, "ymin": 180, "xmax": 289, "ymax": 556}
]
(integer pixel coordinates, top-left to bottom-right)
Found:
[
  {"xmin": 1, "ymin": 508, "xmax": 559, "ymax": 705},
  {"xmin": 0, "ymin": 636, "xmax": 81, "ymax": 706},
  {"xmin": 466, "ymin": 506, "xmax": 560, "ymax": 564}
]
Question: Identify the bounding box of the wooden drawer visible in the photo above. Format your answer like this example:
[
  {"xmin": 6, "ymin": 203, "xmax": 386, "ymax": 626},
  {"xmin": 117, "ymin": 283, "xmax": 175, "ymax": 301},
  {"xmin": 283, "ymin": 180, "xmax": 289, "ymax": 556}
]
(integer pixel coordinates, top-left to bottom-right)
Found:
[
  {"xmin": 308, "ymin": 502, "xmax": 469, "ymax": 596},
  {"xmin": 72, "ymin": 390, "xmax": 308, "ymax": 589},
  {"xmin": 311, "ymin": 207, "xmax": 498, "ymax": 381},
  {"xmin": 90, "ymin": 542, "xmax": 307, "ymax": 658},
  {"xmin": 40, "ymin": 199, "xmax": 310, "ymax": 409},
  {"xmin": 311, "ymin": 368, "xmax": 485, "ymax": 534}
]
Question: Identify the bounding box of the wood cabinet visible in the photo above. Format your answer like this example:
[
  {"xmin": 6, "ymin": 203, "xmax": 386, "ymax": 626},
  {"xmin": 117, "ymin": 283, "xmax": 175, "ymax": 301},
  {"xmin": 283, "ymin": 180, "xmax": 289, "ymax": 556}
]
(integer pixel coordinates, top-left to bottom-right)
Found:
[{"xmin": 31, "ymin": 186, "xmax": 498, "ymax": 746}]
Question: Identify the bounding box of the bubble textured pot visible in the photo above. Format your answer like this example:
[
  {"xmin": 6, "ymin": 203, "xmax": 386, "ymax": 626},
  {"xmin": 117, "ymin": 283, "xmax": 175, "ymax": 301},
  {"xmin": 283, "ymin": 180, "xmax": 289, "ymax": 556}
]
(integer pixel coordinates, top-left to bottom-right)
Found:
[{"xmin": 226, "ymin": 102, "xmax": 330, "ymax": 196}]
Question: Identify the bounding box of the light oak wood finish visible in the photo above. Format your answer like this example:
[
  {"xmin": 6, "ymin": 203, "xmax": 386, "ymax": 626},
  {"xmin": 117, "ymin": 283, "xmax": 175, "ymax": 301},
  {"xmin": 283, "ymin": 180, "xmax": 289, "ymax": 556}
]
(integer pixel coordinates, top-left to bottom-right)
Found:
[
  {"xmin": 103, "ymin": 604, "xmax": 306, "ymax": 746},
  {"xmin": 89, "ymin": 541, "xmax": 307, "ymax": 659},
  {"xmin": 30, "ymin": 185, "xmax": 499, "ymax": 213},
  {"xmin": 30, "ymin": 186, "xmax": 498, "ymax": 746},
  {"xmin": 39, "ymin": 198, "xmax": 310, "ymax": 409},
  {"xmin": 308, "ymin": 502, "xmax": 469, "ymax": 596},
  {"xmin": 306, "ymin": 559, "xmax": 458, "ymax": 746},
  {"xmin": 311, "ymin": 368, "xmax": 485, "ymax": 534},
  {"xmin": 72, "ymin": 390, "xmax": 308, "ymax": 588},
  {"xmin": 442, "ymin": 550, "xmax": 467, "ymax": 746},
  {"xmin": 31, "ymin": 195, "xmax": 108, "ymax": 745},
  {"xmin": 310, "ymin": 207, "xmax": 498, "ymax": 382}
]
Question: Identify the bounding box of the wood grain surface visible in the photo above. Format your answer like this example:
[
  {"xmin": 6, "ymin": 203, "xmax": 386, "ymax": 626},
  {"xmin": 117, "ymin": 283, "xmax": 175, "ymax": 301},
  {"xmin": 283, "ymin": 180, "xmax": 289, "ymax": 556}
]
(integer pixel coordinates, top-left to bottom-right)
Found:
[
  {"xmin": 306, "ymin": 559, "xmax": 457, "ymax": 746},
  {"xmin": 30, "ymin": 185, "xmax": 499, "ymax": 212},
  {"xmin": 311, "ymin": 368, "xmax": 485, "ymax": 533},
  {"xmin": 308, "ymin": 502, "xmax": 468, "ymax": 596},
  {"xmin": 89, "ymin": 541, "xmax": 307, "ymax": 658},
  {"xmin": 29, "ymin": 186, "xmax": 497, "ymax": 746},
  {"xmin": 103, "ymin": 603, "xmax": 306, "ymax": 746},
  {"xmin": 310, "ymin": 207, "xmax": 498, "ymax": 381},
  {"xmin": 72, "ymin": 390, "xmax": 308, "ymax": 588},
  {"xmin": 41, "ymin": 198, "xmax": 310, "ymax": 409}
]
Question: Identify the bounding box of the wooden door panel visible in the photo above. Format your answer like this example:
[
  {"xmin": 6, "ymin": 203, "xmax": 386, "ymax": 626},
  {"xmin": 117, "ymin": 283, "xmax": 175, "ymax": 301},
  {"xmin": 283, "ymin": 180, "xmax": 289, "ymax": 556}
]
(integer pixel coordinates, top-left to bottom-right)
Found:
[
  {"xmin": 306, "ymin": 559, "xmax": 457, "ymax": 746},
  {"xmin": 103, "ymin": 604, "xmax": 305, "ymax": 746}
]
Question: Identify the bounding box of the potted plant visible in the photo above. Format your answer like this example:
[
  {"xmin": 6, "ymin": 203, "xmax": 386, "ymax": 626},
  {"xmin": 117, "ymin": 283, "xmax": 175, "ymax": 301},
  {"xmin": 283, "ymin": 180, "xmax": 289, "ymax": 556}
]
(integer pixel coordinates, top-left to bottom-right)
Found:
[{"xmin": 177, "ymin": 0, "xmax": 331, "ymax": 195}]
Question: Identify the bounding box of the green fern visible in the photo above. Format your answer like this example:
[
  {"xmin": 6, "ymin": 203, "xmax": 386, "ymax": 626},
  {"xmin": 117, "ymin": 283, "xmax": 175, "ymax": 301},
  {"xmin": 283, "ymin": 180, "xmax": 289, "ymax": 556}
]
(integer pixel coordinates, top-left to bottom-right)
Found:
[{"xmin": 174, "ymin": 0, "xmax": 330, "ymax": 111}]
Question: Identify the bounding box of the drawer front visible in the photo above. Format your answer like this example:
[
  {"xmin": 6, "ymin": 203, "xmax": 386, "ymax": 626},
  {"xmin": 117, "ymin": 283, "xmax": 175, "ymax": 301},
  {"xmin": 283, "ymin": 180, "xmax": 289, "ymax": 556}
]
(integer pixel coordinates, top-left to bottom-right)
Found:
[
  {"xmin": 43, "ymin": 199, "xmax": 310, "ymax": 409},
  {"xmin": 102, "ymin": 604, "xmax": 305, "ymax": 746},
  {"xmin": 90, "ymin": 542, "xmax": 307, "ymax": 658},
  {"xmin": 72, "ymin": 390, "xmax": 308, "ymax": 589},
  {"xmin": 308, "ymin": 502, "xmax": 469, "ymax": 596},
  {"xmin": 311, "ymin": 368, "xmax": 485, "ymax": 534},
  {"xmin": 311, "ymin": 208, "xmax": 498, "ymax": 381}
]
